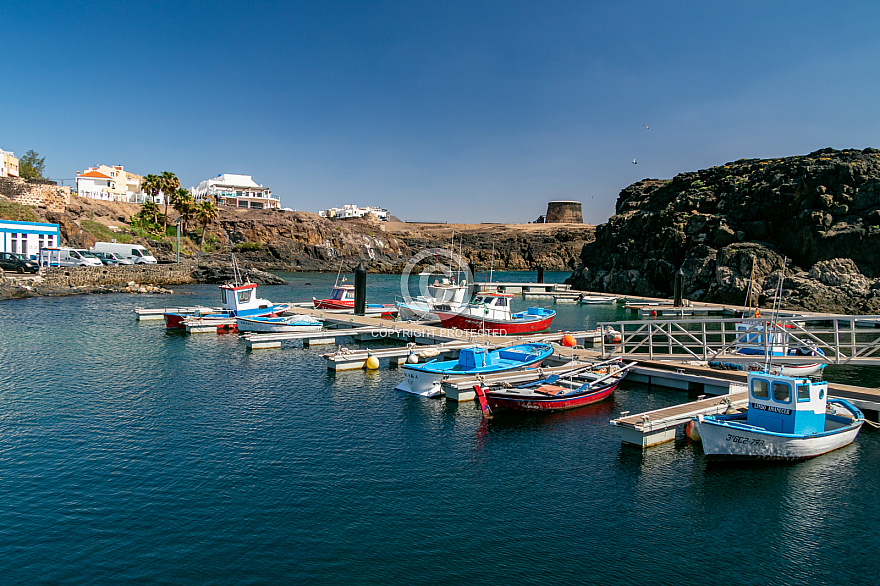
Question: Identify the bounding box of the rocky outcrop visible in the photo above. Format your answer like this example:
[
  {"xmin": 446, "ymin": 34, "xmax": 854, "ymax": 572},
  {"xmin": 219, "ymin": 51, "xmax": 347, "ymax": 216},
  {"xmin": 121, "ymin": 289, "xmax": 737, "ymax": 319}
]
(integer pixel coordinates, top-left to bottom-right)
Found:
[{"xmin": 567, "ymin": 148, "xmax": 880, "ymax": 313}]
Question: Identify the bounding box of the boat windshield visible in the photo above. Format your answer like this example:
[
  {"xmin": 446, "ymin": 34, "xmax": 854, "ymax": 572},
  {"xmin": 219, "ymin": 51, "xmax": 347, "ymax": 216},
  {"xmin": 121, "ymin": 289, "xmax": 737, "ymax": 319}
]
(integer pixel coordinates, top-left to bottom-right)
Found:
[
  {"xmin": 752, "ymin": 379, "xmax": 769, "ymax": 399},
  {"xmin": 772, "ymin": 382, "xmax": 790, "ymax": 402},
  {"xmin": 238, "ymin": 289, "xmax": 252, "ymax": 303}
]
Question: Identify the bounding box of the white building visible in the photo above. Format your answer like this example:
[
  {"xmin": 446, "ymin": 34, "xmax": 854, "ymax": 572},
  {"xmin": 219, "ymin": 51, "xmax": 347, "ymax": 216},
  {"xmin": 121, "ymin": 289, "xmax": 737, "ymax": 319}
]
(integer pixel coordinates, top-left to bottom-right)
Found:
[
  {"xmin": 1, "ymin": 148, "xmax": 19, "ymax": 177},
  {"xmin": 191, "ymin": 174, "xmax": 279, "ymax": 210},
  {"xmin": 319, "ymin": 204, "xmax": 389, "ymax": 221},
  {"xmin": 0, "ymin": 219, "xmax": 60, "ymax": 258},
  {"xmin": 76, "ymin": 165, "xmax": 146, "ymax": 202}
]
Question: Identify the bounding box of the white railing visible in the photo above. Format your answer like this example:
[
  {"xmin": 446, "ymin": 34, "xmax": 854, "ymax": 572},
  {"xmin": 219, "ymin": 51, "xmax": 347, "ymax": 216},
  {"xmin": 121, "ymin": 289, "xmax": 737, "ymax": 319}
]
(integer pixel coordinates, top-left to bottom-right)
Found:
[{"xmin": 596, "ymin": 315, "xmax": 880, "ymax": 365}]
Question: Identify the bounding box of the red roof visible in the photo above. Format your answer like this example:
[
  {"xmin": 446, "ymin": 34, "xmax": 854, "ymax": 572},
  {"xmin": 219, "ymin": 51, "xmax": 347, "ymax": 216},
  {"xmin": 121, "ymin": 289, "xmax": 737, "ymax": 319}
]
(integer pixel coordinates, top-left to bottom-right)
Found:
[{"xmin": 78, "ymin": 170, "xmax": 112, "ymax": 179}]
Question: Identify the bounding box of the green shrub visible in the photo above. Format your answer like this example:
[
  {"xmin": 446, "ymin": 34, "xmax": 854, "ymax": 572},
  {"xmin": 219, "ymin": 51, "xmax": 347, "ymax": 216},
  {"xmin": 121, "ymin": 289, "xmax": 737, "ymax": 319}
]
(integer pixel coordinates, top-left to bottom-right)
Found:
[
  {"xmin": 232, "ymin": 241, "xmax": 261, "ymax": 252},
  {"xmin": 0, "ymin": 200, "xmax": 39, "ymax": 222},
  {"xmin": 81, "ymin": 220, "xmax": 133, "ymax": 243}
]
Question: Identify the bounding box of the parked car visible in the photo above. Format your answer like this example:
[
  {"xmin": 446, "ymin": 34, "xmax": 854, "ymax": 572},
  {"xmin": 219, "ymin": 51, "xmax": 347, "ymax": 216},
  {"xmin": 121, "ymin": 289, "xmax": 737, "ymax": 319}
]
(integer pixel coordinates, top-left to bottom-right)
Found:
[
  {"xmin": 91, "ymin": 251, "xmax": 132, "ymax": 266},
  {"xmin": 78, "ymin": 250, "xmax": 108, "ymax": 266},
  {"xmin": 0, "ymin": 252, "xmax": 39, "ymax": 274}
]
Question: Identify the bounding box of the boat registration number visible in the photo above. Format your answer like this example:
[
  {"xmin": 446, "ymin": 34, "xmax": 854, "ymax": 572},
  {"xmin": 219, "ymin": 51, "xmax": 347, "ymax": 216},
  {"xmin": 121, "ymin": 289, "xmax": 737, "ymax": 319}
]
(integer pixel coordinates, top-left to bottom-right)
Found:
[{"xmin": 725, "ymin": 434, "xmax": 765, "ymax": 446}]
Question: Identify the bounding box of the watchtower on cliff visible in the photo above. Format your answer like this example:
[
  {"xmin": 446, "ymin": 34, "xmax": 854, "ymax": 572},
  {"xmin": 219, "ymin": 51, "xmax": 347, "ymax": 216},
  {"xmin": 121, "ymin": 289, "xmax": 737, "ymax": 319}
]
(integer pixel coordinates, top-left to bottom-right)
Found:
[{"xmin": 545, "ymin": 200, "xmax": 583, "ymax": 223}]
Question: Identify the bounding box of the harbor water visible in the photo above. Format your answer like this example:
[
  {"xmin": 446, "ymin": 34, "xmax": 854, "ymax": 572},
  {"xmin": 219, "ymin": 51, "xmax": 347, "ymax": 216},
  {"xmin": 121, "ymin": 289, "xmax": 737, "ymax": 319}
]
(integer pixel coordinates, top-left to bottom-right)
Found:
[{"xmin": 1, "ymin": 271, "xmax": 879, "ymax": 584}]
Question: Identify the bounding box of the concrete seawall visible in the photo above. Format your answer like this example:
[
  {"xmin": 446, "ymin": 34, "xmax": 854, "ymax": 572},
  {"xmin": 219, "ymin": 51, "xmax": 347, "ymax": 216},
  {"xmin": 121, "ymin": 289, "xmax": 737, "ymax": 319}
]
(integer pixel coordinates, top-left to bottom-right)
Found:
[{"xmin": 40, "ymin": 264, "xmax": 197, "ymax": 287}]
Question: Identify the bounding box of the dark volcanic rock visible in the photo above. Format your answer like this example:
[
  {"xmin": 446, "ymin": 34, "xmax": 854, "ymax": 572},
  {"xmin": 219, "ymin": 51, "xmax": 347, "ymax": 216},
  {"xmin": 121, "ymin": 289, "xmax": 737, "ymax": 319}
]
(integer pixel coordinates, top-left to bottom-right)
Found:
[{"xmin": 567, "ymin": 148, "xmax": 880, "ymax": 313}]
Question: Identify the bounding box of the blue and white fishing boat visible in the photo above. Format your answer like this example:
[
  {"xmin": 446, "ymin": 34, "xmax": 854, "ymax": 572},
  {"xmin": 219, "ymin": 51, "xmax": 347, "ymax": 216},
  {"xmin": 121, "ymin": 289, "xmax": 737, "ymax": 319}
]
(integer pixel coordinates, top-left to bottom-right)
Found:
[
  {"xmin": 395, "ymin": 342, "xmax": 554, "ymax": 398},
  {"xmin": 695, "ymin": 369, "xmax": 864, "ymax": 461},
  {"xmin": 235, "ymin": 314, "xmax": 323, "ymax": 333},
  {"xmin": 697, "ymin": 259, "xmax": 863, "ymax": 461}
]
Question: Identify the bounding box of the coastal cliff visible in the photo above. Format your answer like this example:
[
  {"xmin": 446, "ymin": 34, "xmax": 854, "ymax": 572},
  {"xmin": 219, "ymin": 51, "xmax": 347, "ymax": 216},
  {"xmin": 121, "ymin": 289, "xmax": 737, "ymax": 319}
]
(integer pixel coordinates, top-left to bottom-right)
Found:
[
  {"xmin": 4, "ymin": 194, "xmax": 593, "ymax": 274},
  {"xmin": 566, "ymin": 147, "xmax": 880, "ymax": 313}
]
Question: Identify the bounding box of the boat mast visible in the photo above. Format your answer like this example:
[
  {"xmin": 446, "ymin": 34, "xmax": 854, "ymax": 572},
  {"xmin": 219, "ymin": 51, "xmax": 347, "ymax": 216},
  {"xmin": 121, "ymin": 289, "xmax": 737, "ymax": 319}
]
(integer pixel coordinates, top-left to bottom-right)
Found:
[
  {"xmin": 764, "ymin": 257, "xmax": 788, "ymax": 372},
  {"xmin": 333, "ymin": 260, "xmax": 343, "ymax": 287},
  {"xmin": 489, "ymin": 238, "xmax": 495, "ymax": 284},
  {"xmin": 231, "ymin": 253, "xmax": 244, "ymax": 285},
  {"xmin": 744, "ymin": 256, "xmax": 756, "ymax": 317}
]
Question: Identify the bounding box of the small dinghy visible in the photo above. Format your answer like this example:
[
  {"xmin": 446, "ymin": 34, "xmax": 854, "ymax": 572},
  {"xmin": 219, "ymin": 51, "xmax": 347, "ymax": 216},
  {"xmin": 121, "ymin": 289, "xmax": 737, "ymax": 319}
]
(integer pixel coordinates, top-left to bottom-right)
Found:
[
  {"xmin": 236, "ymin": 314, "xmax": 323, "ymax": 333},
  {"xmin": 473, "ymin": 360, "xmax": 634, "ymax": 415}
]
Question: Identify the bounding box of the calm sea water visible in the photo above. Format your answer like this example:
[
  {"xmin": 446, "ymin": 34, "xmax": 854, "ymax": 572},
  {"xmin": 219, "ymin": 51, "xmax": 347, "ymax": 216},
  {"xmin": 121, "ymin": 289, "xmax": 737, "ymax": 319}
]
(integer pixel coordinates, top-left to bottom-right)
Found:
[{"xmin": 1, "ymin": 271, "xmax": 878, "ymax": 585}]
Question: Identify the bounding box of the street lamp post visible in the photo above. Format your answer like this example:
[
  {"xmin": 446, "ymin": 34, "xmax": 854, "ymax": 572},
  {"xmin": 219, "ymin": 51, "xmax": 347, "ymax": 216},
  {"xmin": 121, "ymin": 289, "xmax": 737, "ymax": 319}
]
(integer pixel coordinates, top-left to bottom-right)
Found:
[{"xmin": 176, "ymin": 216, "xmax": 181, "ymax": 263}]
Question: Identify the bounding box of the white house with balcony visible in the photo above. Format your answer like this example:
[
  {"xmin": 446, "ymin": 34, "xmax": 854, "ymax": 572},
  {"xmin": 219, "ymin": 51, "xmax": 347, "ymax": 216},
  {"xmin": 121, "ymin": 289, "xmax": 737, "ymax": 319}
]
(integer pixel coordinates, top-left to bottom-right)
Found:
[
  {"xmin": 191, "ymin": 174, "xmax": 278, "ymax": 210},
  {"xmin": 75, "ymin": 165, "xmax": 146, "ymax": 202},
  {"xmin": 318, "ymin": 204, "xmax": 389, "ymax": 221}
]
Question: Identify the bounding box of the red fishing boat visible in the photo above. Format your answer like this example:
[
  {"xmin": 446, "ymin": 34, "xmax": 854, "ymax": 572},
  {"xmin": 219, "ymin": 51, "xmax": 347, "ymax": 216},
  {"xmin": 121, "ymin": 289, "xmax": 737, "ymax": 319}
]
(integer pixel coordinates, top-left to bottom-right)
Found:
[
  {"xmin": 434, "ymin": 293, "xmax": 555, "ymax": 335},
  {"xmin": 473, "ymin": 360, "xmax": 634, "ymax": 415}
]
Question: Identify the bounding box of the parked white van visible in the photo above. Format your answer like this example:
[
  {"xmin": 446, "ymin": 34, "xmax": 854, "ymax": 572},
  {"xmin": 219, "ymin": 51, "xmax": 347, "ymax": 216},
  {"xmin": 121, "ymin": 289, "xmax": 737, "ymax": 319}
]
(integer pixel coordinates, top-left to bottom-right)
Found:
[
  {"xmin": 40, "ymin": 247, "xmax": 103, "ymax": 267},
  {"xmin": 92, "ymin": 242, "xmax": 158, "ymax": 264}
]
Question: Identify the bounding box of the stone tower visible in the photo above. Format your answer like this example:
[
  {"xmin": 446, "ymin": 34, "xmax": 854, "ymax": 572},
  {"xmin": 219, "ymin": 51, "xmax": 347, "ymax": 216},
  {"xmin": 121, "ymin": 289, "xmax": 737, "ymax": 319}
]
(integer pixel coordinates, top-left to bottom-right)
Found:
[{"xmin": 545, "ymin": 200, "xmax": 583, "ymax": 223}]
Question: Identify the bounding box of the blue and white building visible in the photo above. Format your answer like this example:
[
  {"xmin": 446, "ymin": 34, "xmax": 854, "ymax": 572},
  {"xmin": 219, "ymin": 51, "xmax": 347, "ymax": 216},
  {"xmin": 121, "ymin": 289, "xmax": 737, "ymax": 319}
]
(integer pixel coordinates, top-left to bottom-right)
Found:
[{"xmin": 0, "ymin": 220, "xmax": 61, "ymax": 259}]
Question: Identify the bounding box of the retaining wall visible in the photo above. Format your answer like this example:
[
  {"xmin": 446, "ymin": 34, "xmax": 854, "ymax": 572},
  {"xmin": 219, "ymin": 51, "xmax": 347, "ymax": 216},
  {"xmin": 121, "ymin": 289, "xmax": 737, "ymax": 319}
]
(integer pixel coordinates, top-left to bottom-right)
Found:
[
  {"xmin": 40, "ymin": 263, "xmax": 197, "ymax": 287},
  {"xmin": 0, "ymin": 177, "xmax": 71, "ymax": 212}
]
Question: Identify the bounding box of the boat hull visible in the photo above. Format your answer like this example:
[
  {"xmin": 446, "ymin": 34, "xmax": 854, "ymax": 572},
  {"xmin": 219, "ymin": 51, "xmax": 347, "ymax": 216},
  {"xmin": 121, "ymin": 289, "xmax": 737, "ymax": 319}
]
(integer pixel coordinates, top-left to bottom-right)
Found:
[
  {"xmin": 436, "ymin": 312, "xmax": 555, "ymax": 334},
  {"xmin": 578, "ymin": 296, "xmax": 618, "ymax": 304},
  {"xmin": 165, "ymin": 303, "xmax": 291, "ymax": 330},
  {"xmin": 697, "ymin": 409, "xmax": 863, "ymax": 461},
  {"xmin": 313, "ymin": 298, "xmax": 397, "ymax": 317},
  {"xmin": 709, "ymin": 360, "xmax": 825, "ymax": 377},
  {"xmin": 235, "ymin": 317, "xmax": 323, "ymax": 333},
  {"xmin": 484, "ymin": 381, "xmax": 618, "ymax": 412}
]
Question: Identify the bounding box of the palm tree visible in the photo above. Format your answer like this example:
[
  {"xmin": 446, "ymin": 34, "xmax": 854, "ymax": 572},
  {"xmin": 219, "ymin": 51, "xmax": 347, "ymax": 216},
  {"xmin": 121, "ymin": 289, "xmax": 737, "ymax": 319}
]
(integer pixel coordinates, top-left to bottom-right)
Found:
[
  {"xmin": 141, "ymin": 174, "xmax": 160, "ymax": 206},
  {"xmin": 196, "ymin": 199, "xmax": 219, "ymax": 251},
  {"xmin": 159, "ymin": 171, "xmax": 180, "ymax": 232},
  {"xmin": 173, "ymin": 188, "xmax": 197, "ymax": 235}
]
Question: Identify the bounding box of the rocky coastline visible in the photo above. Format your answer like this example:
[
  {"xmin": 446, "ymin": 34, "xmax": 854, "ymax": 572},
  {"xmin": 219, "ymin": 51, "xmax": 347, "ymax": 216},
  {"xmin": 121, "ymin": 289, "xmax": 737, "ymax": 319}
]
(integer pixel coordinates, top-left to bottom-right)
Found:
[{"xmin": 566, "ymin": 147, "xmax": 880, "ymax": 314}]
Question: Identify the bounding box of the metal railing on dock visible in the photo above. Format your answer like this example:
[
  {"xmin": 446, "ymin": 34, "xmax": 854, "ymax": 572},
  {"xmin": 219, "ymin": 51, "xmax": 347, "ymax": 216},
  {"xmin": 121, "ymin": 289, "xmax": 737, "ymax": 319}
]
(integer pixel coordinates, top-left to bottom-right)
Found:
[{"xmin": 596, "ymin": 315, "xmax": 880, "ymax": 366}]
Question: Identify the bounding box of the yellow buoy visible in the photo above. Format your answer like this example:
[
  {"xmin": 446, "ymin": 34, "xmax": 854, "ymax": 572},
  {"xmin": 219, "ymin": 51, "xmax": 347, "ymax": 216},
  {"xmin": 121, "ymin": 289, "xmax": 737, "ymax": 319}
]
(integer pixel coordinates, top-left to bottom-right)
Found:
[{"xmin": 366, "ymin": 355, "xmax": 380, "ymax": 370}]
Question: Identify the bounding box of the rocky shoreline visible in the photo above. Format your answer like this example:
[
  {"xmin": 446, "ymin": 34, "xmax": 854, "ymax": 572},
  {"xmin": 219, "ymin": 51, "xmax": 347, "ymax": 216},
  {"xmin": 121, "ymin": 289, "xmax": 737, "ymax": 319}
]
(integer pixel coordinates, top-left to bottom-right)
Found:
[
  {"xmin": 0, "ymin": 263, "xmax": 287, "ymax": 302},
  {"xmin": 566, "ymin": 148, "xmax": 880, "ymax": 314}
]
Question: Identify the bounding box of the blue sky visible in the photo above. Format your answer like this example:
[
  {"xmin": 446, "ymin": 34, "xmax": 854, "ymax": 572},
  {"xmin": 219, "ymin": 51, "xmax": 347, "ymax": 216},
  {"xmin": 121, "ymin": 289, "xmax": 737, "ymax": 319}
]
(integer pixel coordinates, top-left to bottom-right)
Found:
[{"xmin": 4, "ymin": 1, "xmax": 880, "ymax": 224}]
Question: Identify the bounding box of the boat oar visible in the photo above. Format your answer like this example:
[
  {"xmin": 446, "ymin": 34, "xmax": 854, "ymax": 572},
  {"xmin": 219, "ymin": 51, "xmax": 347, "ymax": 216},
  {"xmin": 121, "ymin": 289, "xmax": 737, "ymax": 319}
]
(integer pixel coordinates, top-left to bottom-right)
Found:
[{"xmin": 473, "ymin": 385, "xmax": 493, "ymax": 419}]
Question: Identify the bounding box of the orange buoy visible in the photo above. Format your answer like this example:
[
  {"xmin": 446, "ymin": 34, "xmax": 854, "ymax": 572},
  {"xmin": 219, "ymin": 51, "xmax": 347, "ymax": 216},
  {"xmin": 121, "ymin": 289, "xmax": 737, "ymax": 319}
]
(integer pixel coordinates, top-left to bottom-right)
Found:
[
  {"xmin": 686, "ymin": 420, "xmax": 701, "ymax": 441},
  {"xmin": 562, "ymin": 334, "xmax": 576, "ymax": 347}
]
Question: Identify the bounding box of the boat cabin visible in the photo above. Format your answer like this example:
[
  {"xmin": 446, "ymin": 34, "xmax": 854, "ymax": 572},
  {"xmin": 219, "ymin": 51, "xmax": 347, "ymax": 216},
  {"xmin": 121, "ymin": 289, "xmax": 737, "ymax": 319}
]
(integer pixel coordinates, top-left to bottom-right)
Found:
[
  {"xmin": 458, "ymin": 347, "xmax": 497, "ymax": 369},
  {"xmin": 426, "ymin": 278, "xmax": 468, "ymax": 304},
  {"xmin": 746, "ymin": 370, "xmax": 827, "ymax": 435},
  {"xmin": 219, "ymin": 282, "xmax": 272, "ymax": 313},
  {"xmin": 735, "ymin": 321, "xmax": 791, "ymax": 355},
  {"xmin": 328, "ymin": 285, "xmax": 355, "ymax": 302},
  {"xmin": 468, "ymin": 293, "xmax": 514, "ymax": 321}
]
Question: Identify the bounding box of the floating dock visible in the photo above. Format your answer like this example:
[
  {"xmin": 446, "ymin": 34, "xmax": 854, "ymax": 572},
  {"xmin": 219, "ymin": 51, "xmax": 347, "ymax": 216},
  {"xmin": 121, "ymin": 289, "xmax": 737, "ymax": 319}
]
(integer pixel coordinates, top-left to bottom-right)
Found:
[
  {"xmin": 612, "ymin": 388, "xmax": 749, "ymax": 448},
  {"xmin": 134, "ymin": 306, "xmax": 218, "ymax": 321}
]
